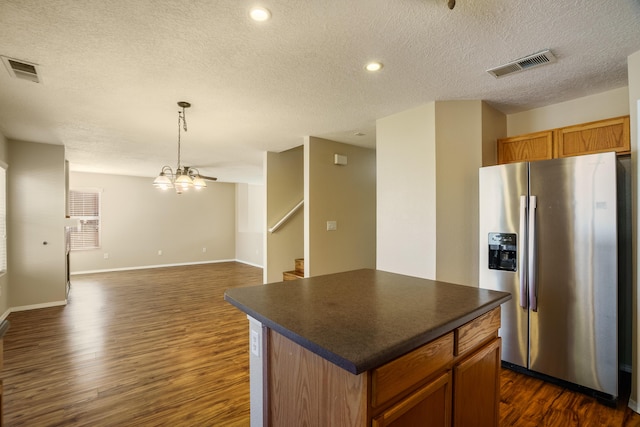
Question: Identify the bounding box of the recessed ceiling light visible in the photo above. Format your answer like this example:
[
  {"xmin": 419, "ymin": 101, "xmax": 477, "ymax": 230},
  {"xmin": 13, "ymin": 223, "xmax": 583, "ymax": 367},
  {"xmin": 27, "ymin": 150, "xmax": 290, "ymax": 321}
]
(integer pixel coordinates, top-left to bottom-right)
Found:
[
  {"xmin": 365, "ymin": 62, "xmax": 383, "ymax": 72},
  {"xmin": 250, "ymin": 7, "xmax": 271, "ymax": 22}
]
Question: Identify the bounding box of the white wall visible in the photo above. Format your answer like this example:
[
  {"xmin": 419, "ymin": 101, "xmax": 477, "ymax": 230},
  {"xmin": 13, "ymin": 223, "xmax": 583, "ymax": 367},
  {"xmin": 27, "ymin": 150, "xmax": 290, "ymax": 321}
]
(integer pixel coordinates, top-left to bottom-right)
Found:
[
  {"xmin": 305, "ymin": 137, "xmax": 376, "ymax": 277},
  {"xmin": 236, "ymin": 183, "xmax": 264, "ymax": 267},
  {"xmin": 377, "ymin": 101, "xmax": 492, "ymax": 285},
  {"xmin": 8, "ymin": 140, "xmax": 67, "ymax": 309},
  {"xmin": 69, "ymin": 172, "xmax": 236, "ymax": 272},
  {"xmin": 377, "ymin": 103, "xmax": 437, "ymax": 279},
  {"xmin": 507, "ymin": 86, "xmax": 630, "ymax": 136}
]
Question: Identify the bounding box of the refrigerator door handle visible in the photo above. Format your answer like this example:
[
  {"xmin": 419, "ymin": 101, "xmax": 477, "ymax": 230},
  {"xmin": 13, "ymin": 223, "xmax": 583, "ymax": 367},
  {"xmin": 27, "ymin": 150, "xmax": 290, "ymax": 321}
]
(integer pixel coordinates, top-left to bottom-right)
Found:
[
  {"xmin": 519, "ymin": 195, "xmax": 528, "ymax": 309},
  {"xmin": 528, "ymin": 195, "xmax": 538, "ymax": 312}
]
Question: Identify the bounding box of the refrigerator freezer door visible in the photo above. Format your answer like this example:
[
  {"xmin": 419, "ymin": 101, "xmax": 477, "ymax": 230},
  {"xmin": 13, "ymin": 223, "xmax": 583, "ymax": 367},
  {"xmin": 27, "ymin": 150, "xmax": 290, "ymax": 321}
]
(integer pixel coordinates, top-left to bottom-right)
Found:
[
  {"xmin": 479, "ymin": 162, "xmax": 529, "ymax": 368},
  {"xmin": 529, "ymin": 152, "xmax": 618, "ymax": 397}
]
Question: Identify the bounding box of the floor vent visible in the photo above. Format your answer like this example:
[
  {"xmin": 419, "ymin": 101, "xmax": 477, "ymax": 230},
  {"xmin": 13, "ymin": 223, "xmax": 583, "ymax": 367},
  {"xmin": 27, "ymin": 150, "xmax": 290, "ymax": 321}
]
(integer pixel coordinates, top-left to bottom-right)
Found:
[
  {"xmin": 487, "ymin": 49, "xmax": 556, "ymax": 78},
  {"xmin": 1, "ymin": 56, "xmax": 41, "ymax": 83}
]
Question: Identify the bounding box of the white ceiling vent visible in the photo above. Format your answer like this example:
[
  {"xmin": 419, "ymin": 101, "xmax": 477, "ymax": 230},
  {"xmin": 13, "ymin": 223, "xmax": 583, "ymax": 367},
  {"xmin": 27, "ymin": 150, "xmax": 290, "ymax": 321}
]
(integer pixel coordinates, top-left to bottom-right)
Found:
[
  {"xmin": 1, "ymin": 56, "xmax": 41, "ymax": 83},
  {"xmin": 487, "ymin": 49, "xmax": 556, "ymax": 78}
]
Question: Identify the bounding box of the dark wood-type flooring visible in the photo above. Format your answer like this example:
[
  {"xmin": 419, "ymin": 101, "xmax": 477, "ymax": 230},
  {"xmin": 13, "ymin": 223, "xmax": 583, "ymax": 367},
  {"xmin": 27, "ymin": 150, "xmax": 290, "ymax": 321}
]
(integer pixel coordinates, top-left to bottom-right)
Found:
[{"xmin": 2, "ymin": 262, "xmax": 639, "ymax": 426}]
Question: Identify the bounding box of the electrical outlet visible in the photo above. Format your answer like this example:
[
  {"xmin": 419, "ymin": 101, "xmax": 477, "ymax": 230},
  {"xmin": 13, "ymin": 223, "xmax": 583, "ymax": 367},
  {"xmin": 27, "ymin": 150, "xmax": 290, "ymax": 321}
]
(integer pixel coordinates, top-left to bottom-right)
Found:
[
  {"xmin": 158, "ymin": 250, "xmax": 162, "ymax": 256},
  {"xmin": 326, "ymin": 220, "xmax": 337, "ymax": 231},
  {"xmin": 251, "ymin": 330, "xmax": 260, "ymax": 357},
  {"xmin": 103, "ymin": 253, "xmax": 109, "ymax": 259},
  {"xmin": 202, "ymin": 247, "xmax": 207, "ymax": 253}
]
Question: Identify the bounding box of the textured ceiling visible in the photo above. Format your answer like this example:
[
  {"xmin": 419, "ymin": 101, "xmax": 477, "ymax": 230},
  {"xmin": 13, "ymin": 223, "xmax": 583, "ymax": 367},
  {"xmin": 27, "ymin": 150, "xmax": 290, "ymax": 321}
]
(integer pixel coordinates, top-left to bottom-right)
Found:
[{"xmin": 0, "ymin": 0, "xmax": 639, "ymax": 183}]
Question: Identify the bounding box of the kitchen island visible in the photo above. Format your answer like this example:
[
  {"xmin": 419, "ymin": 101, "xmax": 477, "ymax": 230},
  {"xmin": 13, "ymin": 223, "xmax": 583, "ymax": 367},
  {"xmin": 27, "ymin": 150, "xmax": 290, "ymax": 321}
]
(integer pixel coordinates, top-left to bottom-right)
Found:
[{"xmin": 225, "ymin": 269, "xmax": 511, "ymax": 426}]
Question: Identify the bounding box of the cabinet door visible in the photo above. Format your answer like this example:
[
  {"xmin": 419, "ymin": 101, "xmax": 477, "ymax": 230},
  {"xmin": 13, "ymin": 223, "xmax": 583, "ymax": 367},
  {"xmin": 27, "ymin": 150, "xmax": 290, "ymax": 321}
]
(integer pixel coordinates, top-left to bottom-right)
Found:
[
  {"xmin": 372, "ymin": 371, "xmax": 451, "ymax": 427},
  {"xmin": 556, "ymin": 116, "xmax": 630, "ymax": 157},
  {"xmin": 497, "ymin": 131, "xmax": 553, "ymax": 164},
  {"xmin": 453, "ymin": 338, "xmax": 501, "ymax": 427}
]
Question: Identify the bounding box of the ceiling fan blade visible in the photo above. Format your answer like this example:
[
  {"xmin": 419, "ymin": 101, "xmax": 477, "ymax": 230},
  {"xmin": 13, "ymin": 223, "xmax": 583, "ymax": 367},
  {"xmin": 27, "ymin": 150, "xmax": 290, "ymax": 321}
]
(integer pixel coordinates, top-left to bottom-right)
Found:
[{"xmin": 184, "ymin": 166, "xmax": 217, "ymax": 181}]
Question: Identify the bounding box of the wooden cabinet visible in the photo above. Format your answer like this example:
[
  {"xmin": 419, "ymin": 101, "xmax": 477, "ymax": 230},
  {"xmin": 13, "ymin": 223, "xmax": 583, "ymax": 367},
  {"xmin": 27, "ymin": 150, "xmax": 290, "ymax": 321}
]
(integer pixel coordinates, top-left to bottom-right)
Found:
[
  {"xmin": 556, "ymin": 116, "xmax": 630, "ymax": 158},
  {"xmin": 497, "ymin": 116, "xmax": 630, "ymax": 165},
  {"xmin": 497, "ymin": 130, "xmax": 553, "ymax": 164},
  {"xmin": 453, "ymin": 338, "xmax": 501, "ymax": 427},
  {"xmin": 373, "ymin": 371, "xmax": 452, "ymax": 427},
  {"xmin": 265, "ymin": 307, "xmax": 501, "ymax": 426},
  {"xmin": 371, "ymin": 332, "xmax": 453, "ymax": 426},
  {"xmin": 371, "ymin": 333, "xmax": 453, "ymax": 409}
]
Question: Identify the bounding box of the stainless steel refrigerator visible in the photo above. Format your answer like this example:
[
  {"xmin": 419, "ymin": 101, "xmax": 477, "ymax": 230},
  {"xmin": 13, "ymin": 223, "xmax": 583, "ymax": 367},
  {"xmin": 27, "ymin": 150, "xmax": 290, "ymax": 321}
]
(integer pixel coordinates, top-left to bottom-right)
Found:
[{"xmin": 479, "ymin": 151, "xmax": 618, "ymax": 402}]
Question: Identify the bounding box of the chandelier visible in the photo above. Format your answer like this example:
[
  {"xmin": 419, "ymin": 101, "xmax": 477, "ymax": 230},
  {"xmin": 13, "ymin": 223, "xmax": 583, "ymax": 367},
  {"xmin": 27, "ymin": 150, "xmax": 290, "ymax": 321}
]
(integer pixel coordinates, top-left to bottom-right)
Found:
[{"xmin": 153, "ymin": 101, "xmax": 207, "ymax": 193}]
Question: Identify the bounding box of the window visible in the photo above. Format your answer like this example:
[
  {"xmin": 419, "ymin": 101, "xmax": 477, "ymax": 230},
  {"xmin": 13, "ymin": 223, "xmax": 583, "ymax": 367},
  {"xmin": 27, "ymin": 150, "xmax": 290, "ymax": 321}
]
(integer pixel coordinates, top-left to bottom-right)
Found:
[
  {"xmin": 69, "ymin": 189, "xmax": 101, "ymax": 250},
  {"xmin": 0, "ymin": 164, "xmax": 6, "ymax": 275}
]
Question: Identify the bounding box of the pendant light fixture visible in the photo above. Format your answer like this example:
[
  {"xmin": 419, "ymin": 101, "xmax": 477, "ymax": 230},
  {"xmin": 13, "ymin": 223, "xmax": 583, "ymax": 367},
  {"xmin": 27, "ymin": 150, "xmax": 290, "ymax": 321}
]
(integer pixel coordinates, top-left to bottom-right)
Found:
[{"xmin": 153, "ymin": 101, "xmax": 207, "ymax": 194}]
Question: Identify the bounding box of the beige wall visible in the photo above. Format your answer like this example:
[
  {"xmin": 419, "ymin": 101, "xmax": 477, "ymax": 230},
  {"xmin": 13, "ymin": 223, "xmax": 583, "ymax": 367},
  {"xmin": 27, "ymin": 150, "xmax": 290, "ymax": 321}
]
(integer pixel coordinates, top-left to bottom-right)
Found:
[
  {"xmin": 0, "ymin": 133, "xmax": 8, "ymax": 318},
  {"xmin": 628, "ymin": 49, "xmax": 640, "ymax": 411},
  {"xmin": 435, "ymin": 101, "xmax": 484, "ymax": 286},
  {"xmin": 482, "ymin": 102, "xmax": 507, "ymax": 166},
  {"xmin": 236, "ymin": 183, "xmax": 264, "ymax": 267},
  {"xmin": 8, "ymin": 140, "xmax": 67, "ymax": 309},
  {"xmin": 265, "ymin": 147, "xmax": 303, "ymax": 283},
  {"xmin": 507, "ymin": 86, "xmax": 630, "ymax": 136},
  {"xmin": 69, "ymin": 172, "xmax": 236, "ymax": 272},
  {"xmin": 305, "ymin": 137, "xmax": 376, "ymax": 277},
  {"xmin": 377, "ymin": 103, "xmax": 437, "ymax": 279}
]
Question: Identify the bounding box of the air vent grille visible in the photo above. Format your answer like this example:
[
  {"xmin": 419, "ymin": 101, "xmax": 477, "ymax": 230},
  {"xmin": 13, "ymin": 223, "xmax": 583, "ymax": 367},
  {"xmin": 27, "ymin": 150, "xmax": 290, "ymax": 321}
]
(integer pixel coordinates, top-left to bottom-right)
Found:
[
  {"xmin": 1, "ymin": 56, "xmax": 41, "ymax": 83},
  {"xmin": 487, "ymin": 49, "xmax": 556, "ymax": 78}
]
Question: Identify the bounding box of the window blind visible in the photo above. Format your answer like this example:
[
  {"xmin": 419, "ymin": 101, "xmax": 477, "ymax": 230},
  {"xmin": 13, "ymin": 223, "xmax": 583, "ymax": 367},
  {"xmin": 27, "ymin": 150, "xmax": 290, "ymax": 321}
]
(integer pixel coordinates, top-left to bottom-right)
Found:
[{"xmin": 69, "ymin": 190, "xmax": 100, "ymax": 250}]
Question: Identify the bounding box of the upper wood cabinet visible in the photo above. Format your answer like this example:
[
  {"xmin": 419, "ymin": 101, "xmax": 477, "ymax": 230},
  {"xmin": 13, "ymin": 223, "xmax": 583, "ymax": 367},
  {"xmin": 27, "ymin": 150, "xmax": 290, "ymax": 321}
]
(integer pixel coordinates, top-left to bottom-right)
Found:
[
  {"xmin": 497, "ymin": 130, "xmax": 553, "ymax": 164},
  {"xmin": 556, "ymin": 116, "xmax": 630, "ymax": 158},
  {"xmin": 497, "ymin": 116, "xmax": 630, "ymax": 165}
]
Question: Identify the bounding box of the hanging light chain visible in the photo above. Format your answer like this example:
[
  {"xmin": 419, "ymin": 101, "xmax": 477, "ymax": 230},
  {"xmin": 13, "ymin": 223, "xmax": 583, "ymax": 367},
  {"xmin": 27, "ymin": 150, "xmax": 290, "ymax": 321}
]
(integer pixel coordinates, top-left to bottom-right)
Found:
[
  {"xmin": 176, "ymin": 102, "xmax": 189, "ymax": 171},
  {"xmin": 153, "ymin": 101, "xmax": 207, "ymax": 192}
]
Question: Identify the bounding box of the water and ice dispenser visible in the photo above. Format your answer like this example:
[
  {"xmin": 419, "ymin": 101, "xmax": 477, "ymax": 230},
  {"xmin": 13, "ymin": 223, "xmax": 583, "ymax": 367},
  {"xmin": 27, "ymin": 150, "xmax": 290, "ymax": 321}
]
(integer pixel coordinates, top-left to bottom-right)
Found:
[{"xmin": 488, "ymin": 232, "xmax": 517, "ymax": 272}]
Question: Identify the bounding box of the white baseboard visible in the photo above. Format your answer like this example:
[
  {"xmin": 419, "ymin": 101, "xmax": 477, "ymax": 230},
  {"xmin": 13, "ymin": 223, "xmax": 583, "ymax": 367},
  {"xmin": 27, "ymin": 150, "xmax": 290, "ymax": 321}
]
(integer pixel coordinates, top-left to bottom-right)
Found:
[
  {"xmin": 0, "ymin": 300, "xmax": 66, "ymax": 321},
  {"xmin": 11, "ymin": 300, "xmax": 67, "ymax": 312},
  {"xmin": 235, "ymin": 259, "xmax": 263, "ymax": 268},
  {"xmin": 629, "ymin": 398, "xmax": 639, "ymax": 414},
  {"xmin": 70, "ymin": 259, "xmax": 243, "ymax": 275}
]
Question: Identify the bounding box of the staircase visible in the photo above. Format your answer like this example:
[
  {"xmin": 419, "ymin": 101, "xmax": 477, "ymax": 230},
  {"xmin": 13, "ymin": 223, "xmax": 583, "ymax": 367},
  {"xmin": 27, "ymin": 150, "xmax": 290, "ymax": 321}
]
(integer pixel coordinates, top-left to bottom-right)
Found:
[{"xmin": 283, "ymin": 258, "xmax": 304, "ymax": 281}]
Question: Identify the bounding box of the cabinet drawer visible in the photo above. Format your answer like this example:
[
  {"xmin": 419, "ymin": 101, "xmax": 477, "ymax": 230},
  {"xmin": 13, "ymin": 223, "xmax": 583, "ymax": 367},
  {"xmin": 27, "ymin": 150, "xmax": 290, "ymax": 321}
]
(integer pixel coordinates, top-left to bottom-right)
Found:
[
  {"xmin": 455, "ymin": 307, "xmax": 500, "ymax": 357},
  {"xmin": 372, "ymin": 332, "xmax": 453, "ymax": 408}
]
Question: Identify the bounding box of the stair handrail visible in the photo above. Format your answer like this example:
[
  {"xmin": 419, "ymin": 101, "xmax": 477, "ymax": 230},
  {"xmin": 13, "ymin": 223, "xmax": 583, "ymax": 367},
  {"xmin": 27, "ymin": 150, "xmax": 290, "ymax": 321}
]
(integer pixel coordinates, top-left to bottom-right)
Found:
[{"xmin": 268, "ymin": 200, "xmax": 304, "ymax": 233}]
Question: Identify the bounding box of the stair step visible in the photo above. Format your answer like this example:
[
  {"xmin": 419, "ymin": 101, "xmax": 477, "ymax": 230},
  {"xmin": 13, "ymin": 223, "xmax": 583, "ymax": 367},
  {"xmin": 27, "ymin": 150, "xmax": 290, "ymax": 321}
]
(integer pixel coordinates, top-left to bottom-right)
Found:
[
  {"xmin": 283, "ymin": 270, "xmax": 304, "ymax": 281},
  {"xmin": 295, "ymin": 258, "xmax": 304, "ymax": 274}
]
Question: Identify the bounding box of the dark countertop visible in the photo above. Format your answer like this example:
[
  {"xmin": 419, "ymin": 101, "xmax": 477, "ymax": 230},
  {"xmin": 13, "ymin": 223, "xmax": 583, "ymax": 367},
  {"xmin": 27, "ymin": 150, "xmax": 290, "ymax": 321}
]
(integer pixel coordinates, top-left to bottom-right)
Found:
[{"xmin": 224, "ymin": 268, "xmax": 511, "ymax": 375}]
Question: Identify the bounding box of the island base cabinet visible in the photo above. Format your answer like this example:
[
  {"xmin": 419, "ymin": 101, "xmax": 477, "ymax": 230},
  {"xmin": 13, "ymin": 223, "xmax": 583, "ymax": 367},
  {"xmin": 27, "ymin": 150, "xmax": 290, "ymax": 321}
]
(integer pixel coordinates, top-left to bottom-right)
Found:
[
  {"xmin": 263, "ymin": 307, "xmax": 501, "ymax": 427},
  {"xmin": 372, "ymin": 371, "xmax": 452, "ymax": 427},
  {"xmin": 452, "ymin": 338, "xmax": 501, "ymax": 427},
  {"xmin": 267, "ymin": 330, "xmax": 368, "ymax": 426}
]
